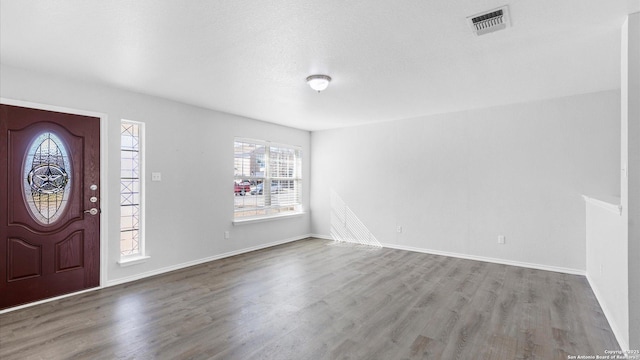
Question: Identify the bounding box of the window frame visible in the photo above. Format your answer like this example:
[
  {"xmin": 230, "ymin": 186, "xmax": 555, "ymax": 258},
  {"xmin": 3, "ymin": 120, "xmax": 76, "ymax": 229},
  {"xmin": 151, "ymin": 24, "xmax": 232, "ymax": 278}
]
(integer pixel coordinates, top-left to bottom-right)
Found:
[
  {"xmin": 233, "ymin": 137, "xmax": 303, "ymax": 222},
  {"xmin": 118, "ymin": 119, "xmax": 148, "ymax": 265}
]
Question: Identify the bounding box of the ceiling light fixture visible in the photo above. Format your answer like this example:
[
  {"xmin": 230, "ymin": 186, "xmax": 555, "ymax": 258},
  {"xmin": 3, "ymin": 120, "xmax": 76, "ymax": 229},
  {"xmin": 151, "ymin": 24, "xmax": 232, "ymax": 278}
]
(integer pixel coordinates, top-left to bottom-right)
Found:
[{"xmin": 306, "ymin": 74, "xmax": 331, "ymax": 92}]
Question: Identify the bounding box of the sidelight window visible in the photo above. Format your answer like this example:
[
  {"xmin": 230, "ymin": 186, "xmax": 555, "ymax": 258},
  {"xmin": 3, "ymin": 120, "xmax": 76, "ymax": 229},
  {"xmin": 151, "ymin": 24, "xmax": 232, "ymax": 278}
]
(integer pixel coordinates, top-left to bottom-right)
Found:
[{"xmin": 120, "ymin": 120, "xmax": 144, "ymax": 258}]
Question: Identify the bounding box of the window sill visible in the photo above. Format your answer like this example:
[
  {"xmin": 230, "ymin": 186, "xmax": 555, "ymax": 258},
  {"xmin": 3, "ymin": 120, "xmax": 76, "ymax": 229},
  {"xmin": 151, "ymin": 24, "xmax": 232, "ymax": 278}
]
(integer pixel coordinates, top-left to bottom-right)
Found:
[
  {"xmin": 117, "ymin": 255, "xmax": 150, "ymax": 267},
  {"xmin": 233, "ymin": 211, "xmax": 305, "ymax": 225}
]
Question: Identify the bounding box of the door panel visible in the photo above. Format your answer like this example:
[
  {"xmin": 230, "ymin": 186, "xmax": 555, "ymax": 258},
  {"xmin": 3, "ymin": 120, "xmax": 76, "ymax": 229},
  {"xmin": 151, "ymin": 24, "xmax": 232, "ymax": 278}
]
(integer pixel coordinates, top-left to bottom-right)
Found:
[
  {"xmin": 55, "ymin": 231, "xmax": 84, "ymax": 272},
  {"xmin": 7, "ymin": 238, "xmax": 42, "ymax": 281},
  {"xmin": 0, "ymin": 104, "xmax": 100, "ymax": 310}
]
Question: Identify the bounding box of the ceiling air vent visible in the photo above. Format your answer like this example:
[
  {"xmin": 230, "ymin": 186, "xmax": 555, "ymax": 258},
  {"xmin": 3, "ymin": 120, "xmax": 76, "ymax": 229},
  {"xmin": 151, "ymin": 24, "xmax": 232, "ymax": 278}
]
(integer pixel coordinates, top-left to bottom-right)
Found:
[{"xmin": 467, "ymin": 6, "xmax": 510, "ymax": 36}]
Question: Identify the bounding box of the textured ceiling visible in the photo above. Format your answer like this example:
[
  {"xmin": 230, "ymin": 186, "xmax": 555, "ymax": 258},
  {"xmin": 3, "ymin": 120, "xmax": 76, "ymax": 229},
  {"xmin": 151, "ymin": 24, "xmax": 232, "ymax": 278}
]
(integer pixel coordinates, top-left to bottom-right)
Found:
[{"xmin": 1, "ymin": 0, "xmax": 638, "ymax": 131}]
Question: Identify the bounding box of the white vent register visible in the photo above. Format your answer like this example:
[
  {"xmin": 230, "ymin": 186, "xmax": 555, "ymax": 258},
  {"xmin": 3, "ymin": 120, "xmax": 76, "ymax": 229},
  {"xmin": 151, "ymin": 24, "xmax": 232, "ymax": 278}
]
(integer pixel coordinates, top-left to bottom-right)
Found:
[{"xmin": 467, "ymin": 6, "xmax": 510, "ymax": 36}]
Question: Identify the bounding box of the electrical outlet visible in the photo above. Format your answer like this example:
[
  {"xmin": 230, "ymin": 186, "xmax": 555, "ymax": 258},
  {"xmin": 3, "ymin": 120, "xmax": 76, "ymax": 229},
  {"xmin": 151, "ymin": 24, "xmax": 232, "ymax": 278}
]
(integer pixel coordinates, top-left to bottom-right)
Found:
[
  {"xmin": 224, "ymin": 231, "xmax": 230, "ymax": 239},
  {"xmin": 498, "ymin": 235, "xmax": 505, "ymax": 244},
  {"xmin": 151, "ymin": 172, "xmax": 162, "ymax": 182},
  {"xmin": 396, "ymin": 225, "xmax": 402, "ymax": 233}
]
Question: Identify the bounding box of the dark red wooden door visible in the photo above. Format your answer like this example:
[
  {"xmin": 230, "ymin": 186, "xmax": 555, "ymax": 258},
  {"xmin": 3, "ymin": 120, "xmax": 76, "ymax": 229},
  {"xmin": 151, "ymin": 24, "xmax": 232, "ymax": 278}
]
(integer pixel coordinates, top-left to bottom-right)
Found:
[{"xmin": 0, "ymin": 104, "xmax": 100, "ymax": 310}]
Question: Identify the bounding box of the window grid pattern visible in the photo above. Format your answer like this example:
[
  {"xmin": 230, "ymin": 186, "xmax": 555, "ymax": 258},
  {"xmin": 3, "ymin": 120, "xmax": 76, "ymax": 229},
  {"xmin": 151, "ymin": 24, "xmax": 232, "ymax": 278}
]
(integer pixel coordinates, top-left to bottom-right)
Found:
[
  {"xmin": 234, "ymin": 139, "xmax": 302, "ymax": 219},
  {"xmin": 120, "ymin": 122, "xmax": 141, "ymax": 256}
]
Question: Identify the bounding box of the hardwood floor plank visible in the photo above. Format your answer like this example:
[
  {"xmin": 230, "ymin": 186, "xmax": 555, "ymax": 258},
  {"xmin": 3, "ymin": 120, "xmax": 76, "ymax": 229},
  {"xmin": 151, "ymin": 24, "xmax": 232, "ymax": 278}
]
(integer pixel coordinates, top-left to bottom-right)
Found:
[{"xmin": 0, "ymin": 238, "xmax": 620, "ymax": 359}]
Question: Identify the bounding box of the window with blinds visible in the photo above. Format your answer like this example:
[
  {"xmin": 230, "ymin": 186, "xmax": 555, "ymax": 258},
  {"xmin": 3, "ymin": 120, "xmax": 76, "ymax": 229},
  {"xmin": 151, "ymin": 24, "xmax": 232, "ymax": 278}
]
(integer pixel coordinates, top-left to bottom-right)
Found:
[{"xmin": 234, "ymin": 138, "xmax": 302, "ymax": 219}]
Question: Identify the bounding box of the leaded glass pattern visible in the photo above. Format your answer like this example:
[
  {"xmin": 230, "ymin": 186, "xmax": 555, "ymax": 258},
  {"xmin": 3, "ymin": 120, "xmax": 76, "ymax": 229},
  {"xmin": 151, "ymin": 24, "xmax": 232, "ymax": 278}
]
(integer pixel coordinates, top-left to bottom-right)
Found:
[
  {"xmin": 23, "ymin": 132, "xmax": 72, "ymax": 225},
  {"xmin": 120, "ymin": 122, "xmax": 141, "ymax": 256},
  {"xmin": 234, "ymin": 139, "xmax": 302, "ymax": 219}
]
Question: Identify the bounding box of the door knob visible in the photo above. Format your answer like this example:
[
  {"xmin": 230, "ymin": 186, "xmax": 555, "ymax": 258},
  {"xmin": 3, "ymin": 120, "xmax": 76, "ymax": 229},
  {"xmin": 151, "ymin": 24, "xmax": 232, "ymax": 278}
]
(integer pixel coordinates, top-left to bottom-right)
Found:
[{"xmin": 84, "ymin": 208, "xmax": 99, "ymax": 215}]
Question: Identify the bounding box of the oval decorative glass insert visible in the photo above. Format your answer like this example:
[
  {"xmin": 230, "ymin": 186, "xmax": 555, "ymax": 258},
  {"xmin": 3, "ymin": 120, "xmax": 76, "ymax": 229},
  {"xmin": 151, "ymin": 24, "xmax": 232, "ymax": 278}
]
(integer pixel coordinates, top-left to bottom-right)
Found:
[{"xmin": 23, "ymin": 132, "xmax": 72, "ymax": 225}]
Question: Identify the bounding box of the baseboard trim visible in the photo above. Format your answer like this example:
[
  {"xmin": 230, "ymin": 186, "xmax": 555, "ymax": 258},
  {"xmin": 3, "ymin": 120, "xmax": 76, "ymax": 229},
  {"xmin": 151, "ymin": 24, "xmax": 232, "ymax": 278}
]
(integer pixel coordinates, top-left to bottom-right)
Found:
[
  {"xmin": 0, "ymin": 234, "xmax": 312, "ymax": 314},
  {"xmin": 309, "ymin": 234, "xmax": 585, "ymax": 275},
  {"xmin": 381, "ymin": 242, "xmax": 585, "ymax": 275},
  {"xmin": 586, "ymin": 273, "xmax": 629, "ymax": 351},
  {"xmin": 0, "ymin": 287, "xmax": 99, "ymax": 315},
  {"xmin": 105, "ymin": 234, "xmax": 312, "ymax": 287},
  {"xmin": 310, "ymin": 233, "xmax": 333, "ymax": 240}
]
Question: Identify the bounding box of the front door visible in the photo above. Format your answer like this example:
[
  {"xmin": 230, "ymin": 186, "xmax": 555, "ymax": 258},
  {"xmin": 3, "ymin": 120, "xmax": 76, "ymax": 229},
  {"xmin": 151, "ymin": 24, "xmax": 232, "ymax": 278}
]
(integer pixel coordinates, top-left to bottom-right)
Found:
[{"xmin": 0, "ymin": 104, "xmax": 101, "ymax": 310}]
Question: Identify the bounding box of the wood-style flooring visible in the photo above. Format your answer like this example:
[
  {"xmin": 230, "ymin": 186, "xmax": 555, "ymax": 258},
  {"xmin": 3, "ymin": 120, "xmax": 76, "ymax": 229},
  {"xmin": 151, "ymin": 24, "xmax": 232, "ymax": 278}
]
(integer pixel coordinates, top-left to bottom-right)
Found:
[{"xmin": 0, "ymin": 238, "xmax": 619, "ymax": 359}]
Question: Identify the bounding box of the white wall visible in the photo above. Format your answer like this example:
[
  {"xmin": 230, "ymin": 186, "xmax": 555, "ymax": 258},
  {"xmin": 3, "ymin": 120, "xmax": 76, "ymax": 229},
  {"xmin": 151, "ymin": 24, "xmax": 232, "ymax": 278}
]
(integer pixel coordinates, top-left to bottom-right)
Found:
[
  {"xmin": 621, "ymin": 12, "xmax": 640, "ymax": 350},
  {"xmin": 0, "ymin": 64, "xmax": 311, "ymax": 284},
  {"xmin": 311, "ymin": 91, "xmax": 620, "ymax": 272}
]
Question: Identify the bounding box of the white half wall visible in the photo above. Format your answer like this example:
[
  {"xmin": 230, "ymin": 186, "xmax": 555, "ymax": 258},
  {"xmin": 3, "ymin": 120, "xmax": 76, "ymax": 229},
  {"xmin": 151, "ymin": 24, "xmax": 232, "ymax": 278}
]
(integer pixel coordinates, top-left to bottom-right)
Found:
[
  {"xmin": 584, "ymin": 197, "xmax": 628, "ymax": 349},
  {"xmin": 311, "ymin": 91, "xmax": 620, "ymax": 272},
  {"xmin": 0, "ymin": 64, "xmax": 311, "ymax": 284}
]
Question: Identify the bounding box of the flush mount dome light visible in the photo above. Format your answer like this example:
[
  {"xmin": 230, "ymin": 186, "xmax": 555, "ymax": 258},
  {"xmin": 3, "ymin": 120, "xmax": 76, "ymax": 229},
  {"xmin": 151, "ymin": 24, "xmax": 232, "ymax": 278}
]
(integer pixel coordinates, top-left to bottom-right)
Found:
[{"xmin": 306, "ymin": 74, "xmax": 331, "ymax": 92}]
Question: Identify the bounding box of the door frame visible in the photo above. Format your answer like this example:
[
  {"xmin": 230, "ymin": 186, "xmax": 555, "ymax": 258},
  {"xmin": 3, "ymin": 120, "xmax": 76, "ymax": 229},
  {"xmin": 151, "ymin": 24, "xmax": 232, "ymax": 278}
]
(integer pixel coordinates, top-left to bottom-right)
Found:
[{"xmin": 0, "ymin": 97, "xmax": 108, "ymax": 313}]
